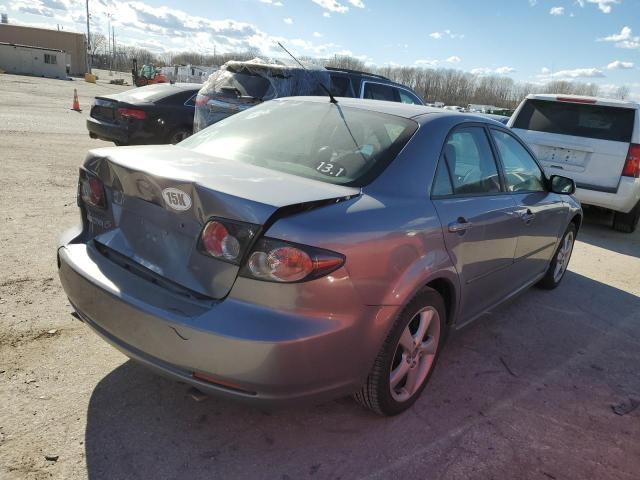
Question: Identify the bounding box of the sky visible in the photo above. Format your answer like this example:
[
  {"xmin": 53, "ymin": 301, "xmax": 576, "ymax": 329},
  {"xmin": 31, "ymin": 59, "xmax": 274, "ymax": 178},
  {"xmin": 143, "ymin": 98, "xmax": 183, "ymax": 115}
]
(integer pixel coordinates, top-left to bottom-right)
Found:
[{"xmin": 1, "ymin": 0, "xmax": 639, "ymax": 98}]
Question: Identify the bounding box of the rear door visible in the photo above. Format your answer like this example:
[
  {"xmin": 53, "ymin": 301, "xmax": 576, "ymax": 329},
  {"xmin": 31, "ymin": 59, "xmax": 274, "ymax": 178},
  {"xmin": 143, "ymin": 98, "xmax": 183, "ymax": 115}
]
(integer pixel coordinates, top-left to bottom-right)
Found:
[
  {"xmin": 431, "ymin": 125, "xmax": 521, "ymax": 323},
  {"xmin": 489, "ymin": 128, "xmax": 567, "ymax": 281},
  {"xmin": 511, "ymin": 98, "xmax": 636, "ymax": 191}
]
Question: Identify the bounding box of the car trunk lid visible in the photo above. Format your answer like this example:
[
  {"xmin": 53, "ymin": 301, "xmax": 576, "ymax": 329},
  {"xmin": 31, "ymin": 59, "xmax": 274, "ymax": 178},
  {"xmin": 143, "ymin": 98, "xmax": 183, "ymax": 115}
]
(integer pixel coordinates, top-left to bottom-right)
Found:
[{"xmin": 83, "ymin": 145, "xmax": 359, "ymax": 299}]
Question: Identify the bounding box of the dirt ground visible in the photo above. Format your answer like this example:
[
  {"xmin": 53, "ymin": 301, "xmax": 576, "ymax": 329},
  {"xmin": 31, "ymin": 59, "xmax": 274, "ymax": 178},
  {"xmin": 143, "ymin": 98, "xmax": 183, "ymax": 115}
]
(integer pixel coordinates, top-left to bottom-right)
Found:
[{"xmin": 0, "ymin": 72, "xmax": 639, "ymax": 480}]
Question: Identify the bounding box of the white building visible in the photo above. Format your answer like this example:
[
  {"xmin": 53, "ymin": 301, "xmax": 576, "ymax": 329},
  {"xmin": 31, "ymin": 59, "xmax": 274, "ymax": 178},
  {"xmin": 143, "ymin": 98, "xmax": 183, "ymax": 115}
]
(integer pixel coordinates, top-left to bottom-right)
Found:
[{"xmin": 0, "ymin": 42, "xmax": 67, "ymax": 79}]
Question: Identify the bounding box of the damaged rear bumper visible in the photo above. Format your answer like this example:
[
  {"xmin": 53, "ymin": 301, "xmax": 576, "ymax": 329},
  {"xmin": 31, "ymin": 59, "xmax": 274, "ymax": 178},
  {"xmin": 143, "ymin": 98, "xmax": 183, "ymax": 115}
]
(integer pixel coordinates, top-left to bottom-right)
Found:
[{"xmin": 57, "ymin": 241, "xmax": 392, "ymax": 406}]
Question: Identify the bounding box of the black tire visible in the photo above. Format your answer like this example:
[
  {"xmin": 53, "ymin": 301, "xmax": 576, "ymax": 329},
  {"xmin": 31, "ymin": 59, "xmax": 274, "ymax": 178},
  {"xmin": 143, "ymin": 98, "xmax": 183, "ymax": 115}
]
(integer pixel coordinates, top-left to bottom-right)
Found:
[
  {"xmin": 537, "ymin": 223, "xmax": 577, "ymax": 290},
  {"xmin": 613, "ymin": 202, "xmax": 640, "ymax": 233},
  {"xmin": 167, "ymin": 127, "xmax": 192, "ymax": 145},
  {"xmin": 354, "ymin": 288, "xmax": 447, "ymax": 416}
]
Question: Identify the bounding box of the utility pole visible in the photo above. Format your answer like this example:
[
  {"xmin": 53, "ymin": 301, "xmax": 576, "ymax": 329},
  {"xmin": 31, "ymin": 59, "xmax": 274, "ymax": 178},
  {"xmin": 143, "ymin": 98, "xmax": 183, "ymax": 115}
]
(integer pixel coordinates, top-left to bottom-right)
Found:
[
  {"xmin": 107, "ymin": 13, "xmax": 112, "ymax": 73},
  {"xmin": 85, "ymin": 0, "xmax": 91, "ymax": 73},
  {"xmin": 112, "ymin": 27, "xmax": 116, "ymax": 72}
]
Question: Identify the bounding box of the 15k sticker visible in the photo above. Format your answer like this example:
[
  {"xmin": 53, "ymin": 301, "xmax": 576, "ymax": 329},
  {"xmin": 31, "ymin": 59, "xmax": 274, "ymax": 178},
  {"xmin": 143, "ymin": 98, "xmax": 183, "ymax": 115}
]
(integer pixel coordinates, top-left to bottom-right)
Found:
[{"xmin": 162, "ymin": 187, "xmax": 192, "ymax": 211}]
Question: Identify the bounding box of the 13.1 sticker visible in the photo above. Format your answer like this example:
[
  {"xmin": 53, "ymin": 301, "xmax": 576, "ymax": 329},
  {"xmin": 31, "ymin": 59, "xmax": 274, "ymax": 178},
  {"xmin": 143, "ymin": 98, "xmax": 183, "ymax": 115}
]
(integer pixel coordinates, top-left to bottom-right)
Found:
[{"xmin": 315, "ymin": 162, "xmax": 347, "ymax": 177}]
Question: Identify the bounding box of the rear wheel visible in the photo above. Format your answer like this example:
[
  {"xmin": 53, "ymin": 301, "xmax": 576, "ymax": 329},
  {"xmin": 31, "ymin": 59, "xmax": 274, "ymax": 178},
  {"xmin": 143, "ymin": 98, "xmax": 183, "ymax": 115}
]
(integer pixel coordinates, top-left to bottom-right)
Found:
[
  {"xmin": 537, "ymin": 224, "xmax": 576, "ymax": 290},
  {"xmin": 354, "ymin": 288, "xmax": 447, "ymax": 416},
  {"xmin": 168, "ymin": 127, "xmax": 191, "ymax": 144},
  {"xmin": 613, "ymin": 201, "xmax": 640, "ymax": 233}
]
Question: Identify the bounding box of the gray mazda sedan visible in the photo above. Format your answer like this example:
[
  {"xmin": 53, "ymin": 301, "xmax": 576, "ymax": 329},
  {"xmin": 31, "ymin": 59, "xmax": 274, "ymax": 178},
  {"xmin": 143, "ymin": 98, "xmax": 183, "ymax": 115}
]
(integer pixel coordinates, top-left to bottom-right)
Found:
[{"xmin": 57, "ymin": 97, "xmax": 581, "ymax": 416}]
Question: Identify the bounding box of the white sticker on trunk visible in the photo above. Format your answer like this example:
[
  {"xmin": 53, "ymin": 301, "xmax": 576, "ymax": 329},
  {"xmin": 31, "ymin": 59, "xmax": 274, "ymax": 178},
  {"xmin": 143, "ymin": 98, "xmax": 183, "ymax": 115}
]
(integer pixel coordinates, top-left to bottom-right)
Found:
[{"xmin": 162, "ymin": 188, "xmax": 192, "ymax": 211}]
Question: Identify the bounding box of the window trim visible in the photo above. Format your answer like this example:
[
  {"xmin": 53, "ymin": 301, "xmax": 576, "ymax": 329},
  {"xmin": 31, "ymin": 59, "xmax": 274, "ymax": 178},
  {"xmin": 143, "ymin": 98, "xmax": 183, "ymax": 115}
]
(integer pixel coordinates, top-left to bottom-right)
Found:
[
  {"xmin": 360, "ymin": 80, "xmax": 424, "ymax": 105},
  {"xmin": 430, "ymin": 122, "xmax": 508, "ymax": 199},
  {"xmin": 487, "ymin": 126, "xmax": 549, "ymax": 194}
]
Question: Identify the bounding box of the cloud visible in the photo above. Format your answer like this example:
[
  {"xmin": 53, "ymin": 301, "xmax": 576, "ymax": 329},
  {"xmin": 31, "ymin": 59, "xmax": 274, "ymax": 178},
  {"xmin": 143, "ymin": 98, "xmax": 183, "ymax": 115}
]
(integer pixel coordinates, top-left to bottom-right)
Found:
[
  {"xmin": 538, "ymin": 67, "xmax": 606, "ymax": 79},
  {"xmin": 575, "ymin": 0, "xmax": 619, "ymax": 13},
  {"xmin": 471, "ymin": 66, "xmax": 516, "ymax": 75},
  {"xmin": 429, "ymin": 29, "xmax": 464, "ymax": 40},
  {"xmin": 283, "ymin": 17, "xmax": 293, "ymax": 24},
  {"xmin": 446, "ymin": 56, "xmax": 461, "ymax": 63},
  {"xmin": 312, "ymin": 0, "xmax": 349, "ymax": 13},
  {"xmin": 347, "ymin": 0, "xmax": 365, "ymax": 7},
  {"xmin": 323, "ymin": 12, "xmax": 330, "ymax": 17},
  {"xmin": 607, "ymin": 60, "xmax": 634, "ymax": 70},
  {"xmin": 529, "ymin": 0, "xmax": 538, "ymax": 5},
  {"xmin": 259, "ymin": 0, "xmax": 284, "ymax": 6},
  {"xmin": 549, "ymin": 6, "xmax": 565, "ymax": 15},
  {"xmin": 312, "ymin": 31, "xmax": 322, "ymax": 37},
  {"xmin": 414, "ymin": 59, "xmax": 439, "ymax": 67},
  {"xmin": 598, "ymin": 26, "xmax": 640, "ymax": 50}
]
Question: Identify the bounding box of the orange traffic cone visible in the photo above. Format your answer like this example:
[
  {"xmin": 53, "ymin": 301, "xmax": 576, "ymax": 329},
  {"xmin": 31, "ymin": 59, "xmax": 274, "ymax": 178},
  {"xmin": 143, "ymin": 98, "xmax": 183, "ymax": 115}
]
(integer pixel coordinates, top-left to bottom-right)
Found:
[{"xmin": 72, "ymin": 89, "xmax": 80, "ymax": 111}]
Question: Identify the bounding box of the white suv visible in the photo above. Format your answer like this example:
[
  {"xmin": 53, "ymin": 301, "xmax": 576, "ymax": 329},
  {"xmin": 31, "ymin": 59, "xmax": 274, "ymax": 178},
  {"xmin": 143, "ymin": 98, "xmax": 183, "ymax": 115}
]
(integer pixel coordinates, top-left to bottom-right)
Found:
[{"xmin": 509, "ymin": 94, "xmax": 640, "ymax": 232}]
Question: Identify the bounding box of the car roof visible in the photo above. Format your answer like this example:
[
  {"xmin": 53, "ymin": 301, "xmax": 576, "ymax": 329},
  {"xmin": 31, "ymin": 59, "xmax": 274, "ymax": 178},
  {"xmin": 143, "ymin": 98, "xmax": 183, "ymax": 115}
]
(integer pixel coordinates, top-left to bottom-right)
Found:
[
  {"xmin": 276, "ymin": 96, "xmax": 506, "ymax": 126},
  {"xmin": 525, "ymin": 93, "xmax": 639, "ymax": 109}
]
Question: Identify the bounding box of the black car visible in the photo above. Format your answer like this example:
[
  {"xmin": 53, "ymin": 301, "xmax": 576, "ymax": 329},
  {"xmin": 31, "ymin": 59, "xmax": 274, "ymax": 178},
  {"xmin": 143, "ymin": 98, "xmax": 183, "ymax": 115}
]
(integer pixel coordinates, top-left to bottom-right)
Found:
[
  {"xmin": 194, "ymin": 61, "xmax": 424, "ymax": 131},
  {"xmin": 87, "ymin": 83, "xmax": 200, "ymax": 145}
]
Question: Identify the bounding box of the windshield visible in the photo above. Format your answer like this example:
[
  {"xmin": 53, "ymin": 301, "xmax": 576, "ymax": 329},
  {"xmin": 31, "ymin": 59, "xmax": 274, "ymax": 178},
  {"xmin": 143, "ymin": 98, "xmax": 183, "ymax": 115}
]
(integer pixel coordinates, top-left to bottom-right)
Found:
[
  {"xmin": 513, "ymin": 99, "xmax": 635, "ymax": 142},
  {"xmin": 180, "ymin": 100, "xmax": 418, "ymax": 187}
]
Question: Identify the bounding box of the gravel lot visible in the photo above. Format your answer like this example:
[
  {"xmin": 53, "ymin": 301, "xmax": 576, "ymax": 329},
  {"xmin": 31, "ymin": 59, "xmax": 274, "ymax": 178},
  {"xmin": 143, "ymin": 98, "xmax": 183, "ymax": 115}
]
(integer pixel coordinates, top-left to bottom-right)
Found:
[{"xmin": 1, "ymin": 72, "xmax": 639, "ymax": 480}]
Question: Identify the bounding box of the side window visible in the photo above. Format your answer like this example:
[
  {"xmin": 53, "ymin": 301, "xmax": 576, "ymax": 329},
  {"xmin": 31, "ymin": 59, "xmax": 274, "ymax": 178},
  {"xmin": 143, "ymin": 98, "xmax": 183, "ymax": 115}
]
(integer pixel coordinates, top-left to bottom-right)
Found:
[
  {"xmin": 432, "ymin": 157, "xmax": 453, "ymax": 196},
  {"xmin": 398, "ymin": 89, "xmax": 421, "ymax": 105},
  {"xmin": 363, "ymin": 83, "xmax": 397, "ymax": 102},
  {"xmin": 329, "ymin": 75, "xmax": 354, "ymax": 97},
  {"xmin": 491, "ymin": 129, "xmax": 545, "ymax": 193},
  {"xmin": 443, "ymin": 127, "xmax": 501, "ymax": 195}
]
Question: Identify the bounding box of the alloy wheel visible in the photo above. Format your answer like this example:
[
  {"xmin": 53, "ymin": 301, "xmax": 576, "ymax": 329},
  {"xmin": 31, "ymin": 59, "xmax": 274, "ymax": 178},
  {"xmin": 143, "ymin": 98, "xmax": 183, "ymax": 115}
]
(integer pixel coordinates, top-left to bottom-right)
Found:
[
  {"xmin": 553, "ymin": 231, "xmax": 574, "ymax": 282},
  {"xmin": 389, "ymin": 307, "xmax": 441, "ymax": 403}
]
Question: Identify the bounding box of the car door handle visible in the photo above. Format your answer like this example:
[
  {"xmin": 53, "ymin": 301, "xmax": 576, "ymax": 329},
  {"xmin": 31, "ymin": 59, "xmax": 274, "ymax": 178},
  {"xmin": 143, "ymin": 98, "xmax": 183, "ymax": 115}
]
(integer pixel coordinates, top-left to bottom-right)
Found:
[
  {"xmin": 519, "ymin": 209, "xmax": 535, "ymax": 224},
  {"xmin": 448, "ymin": 218, "xmax": 473, "ymax": 233}
]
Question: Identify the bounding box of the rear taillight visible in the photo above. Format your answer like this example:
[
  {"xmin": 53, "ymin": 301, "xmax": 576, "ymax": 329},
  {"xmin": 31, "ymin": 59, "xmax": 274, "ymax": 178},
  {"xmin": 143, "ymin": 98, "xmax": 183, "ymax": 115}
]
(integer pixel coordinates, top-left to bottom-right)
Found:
[
  {"xmin": 79, "ymin": 171, "xmax": 106, "ymax": 209},
  {"xmin": 241, "ymin": 238, "xmax": 345, "ymax": 283},
  {"xmin": 117, "ymin": 107, "xmax": 146, "ymax": 120},
  {"xmin": 195, "ymin": 95, "xmax": 210, "ymax": 107},
  {"xmin": 198, "ymin": 219, "xmax": 257, "ymax": 265},
  {"xmin": 622, "ymin": 144, "xmax": 640, "ymax": 178}
]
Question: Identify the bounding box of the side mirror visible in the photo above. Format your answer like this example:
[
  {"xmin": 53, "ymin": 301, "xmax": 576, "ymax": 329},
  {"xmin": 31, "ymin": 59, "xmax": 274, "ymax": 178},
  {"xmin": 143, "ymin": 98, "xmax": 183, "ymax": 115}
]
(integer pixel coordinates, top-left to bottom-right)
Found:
[{"xmin": 550, "ymin": 175, "xmax": 576, "ymax": 195}]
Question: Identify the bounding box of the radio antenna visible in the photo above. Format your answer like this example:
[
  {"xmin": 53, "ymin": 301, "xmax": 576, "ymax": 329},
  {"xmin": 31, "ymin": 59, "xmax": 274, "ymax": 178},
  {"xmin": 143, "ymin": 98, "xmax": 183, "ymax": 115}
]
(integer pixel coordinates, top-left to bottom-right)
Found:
[{"xmin": 277, "ymin": 42, "xmax": 337, "ymax": 104}]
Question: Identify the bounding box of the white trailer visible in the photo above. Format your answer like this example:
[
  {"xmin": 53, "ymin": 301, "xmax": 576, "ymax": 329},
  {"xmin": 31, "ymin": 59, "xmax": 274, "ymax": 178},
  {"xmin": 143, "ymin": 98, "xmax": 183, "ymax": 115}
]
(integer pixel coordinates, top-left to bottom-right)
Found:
[{"xmin": 0, "ymin": 42, "xmax": 67, "ymax": 79}]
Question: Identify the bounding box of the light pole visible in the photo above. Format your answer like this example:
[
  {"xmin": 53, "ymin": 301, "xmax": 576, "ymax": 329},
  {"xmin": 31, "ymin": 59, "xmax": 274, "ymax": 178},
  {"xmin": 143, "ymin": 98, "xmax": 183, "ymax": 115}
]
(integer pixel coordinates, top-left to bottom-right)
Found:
[{"xmin": 85, "ymin": 0, "xmax": 91, "ymax": 74}]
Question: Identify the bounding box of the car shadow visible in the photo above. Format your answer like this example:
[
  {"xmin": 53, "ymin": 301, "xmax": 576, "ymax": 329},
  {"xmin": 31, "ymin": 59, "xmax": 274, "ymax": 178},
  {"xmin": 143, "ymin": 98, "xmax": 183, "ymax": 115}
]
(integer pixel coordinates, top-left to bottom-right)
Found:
[
  {"xmin": 84, "ymin": 271, "xmax": 640, "ymax": 480},
  {"xmin": 578, "ymin": 207, "xmax": 640, "ymax": 258}
]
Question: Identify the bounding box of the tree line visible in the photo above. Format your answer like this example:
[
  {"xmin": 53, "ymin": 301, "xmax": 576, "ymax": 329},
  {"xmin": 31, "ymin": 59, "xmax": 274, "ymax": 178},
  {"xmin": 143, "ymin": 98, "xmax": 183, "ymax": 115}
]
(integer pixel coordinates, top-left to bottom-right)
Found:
[{"xmin": 88, "ymin": 39, "xmax": 631, "ymax": 107}]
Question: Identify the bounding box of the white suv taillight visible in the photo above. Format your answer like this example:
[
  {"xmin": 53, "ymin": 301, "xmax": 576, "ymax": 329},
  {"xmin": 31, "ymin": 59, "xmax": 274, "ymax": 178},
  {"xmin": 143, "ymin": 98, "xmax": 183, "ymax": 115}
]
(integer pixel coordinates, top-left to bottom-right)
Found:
[{"xmin": 622, "ymin": 144, "xmax": 640, "ymax": 178}]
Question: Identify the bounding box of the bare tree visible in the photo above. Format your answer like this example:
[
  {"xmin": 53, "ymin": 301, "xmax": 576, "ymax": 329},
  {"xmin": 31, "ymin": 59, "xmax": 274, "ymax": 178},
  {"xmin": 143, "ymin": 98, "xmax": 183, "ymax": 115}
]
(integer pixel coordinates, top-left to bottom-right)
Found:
[{"xmin": 615, "ymin": 85, "xmax": 631, "ymax": 100}]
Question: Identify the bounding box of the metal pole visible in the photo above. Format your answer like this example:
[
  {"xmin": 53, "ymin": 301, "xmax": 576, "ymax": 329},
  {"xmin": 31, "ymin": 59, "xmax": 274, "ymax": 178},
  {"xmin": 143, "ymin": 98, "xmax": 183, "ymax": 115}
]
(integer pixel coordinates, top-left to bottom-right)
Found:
[
  {"xmin": 107, "ymin": 14, "xmax": 111, "ymax": 73},
  {"xmin": 85, "ymin": 0, "xmax": 91, "ymax": 74},
  {"xmin": 112, "ymin": 27, "xmax": 116, "ymax": 72}
]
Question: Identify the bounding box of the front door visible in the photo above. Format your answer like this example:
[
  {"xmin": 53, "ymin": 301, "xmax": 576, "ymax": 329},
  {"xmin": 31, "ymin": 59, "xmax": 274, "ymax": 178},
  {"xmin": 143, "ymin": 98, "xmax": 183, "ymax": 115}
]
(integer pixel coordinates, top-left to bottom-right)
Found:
[
  {"xmin": 431, "ymin": 126, "xmax": 521, "ymax": 323},
  {"xmin": 489, "ymin": 128, "xmax": 567, "ymax": 281}
]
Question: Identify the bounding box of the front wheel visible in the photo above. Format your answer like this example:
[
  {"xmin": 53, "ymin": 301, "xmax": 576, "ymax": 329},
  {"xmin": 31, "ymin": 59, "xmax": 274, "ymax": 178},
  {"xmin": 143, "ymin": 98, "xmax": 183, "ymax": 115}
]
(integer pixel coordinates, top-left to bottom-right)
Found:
[
  {"xmin": 537, "ymin": 224, "xmax": 576, "ymax": 290},
  {"xmin": 354, "ymin": 288, "xmax": 447, "ymax": 416}
]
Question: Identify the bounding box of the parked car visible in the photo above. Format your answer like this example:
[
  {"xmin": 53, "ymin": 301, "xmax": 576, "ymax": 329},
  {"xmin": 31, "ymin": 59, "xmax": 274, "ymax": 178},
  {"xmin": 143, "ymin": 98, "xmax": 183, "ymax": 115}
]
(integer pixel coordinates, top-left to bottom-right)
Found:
[
  {"xmin": 193, "ymin": 59, "xmax": 424, "ymax": 131},
  {"xmin": 510, "ymin": 94, "xmax": 640, "ymax": 232},
  {"xmin": 475, "ymin": 112, "xmax": 510, "ymax": 125},
  {"xmin": 58, "ymin": 98, "xmax": 581, "ymax": 416},
  {"xmin": 87, "ymin": 83, "xmax": 201, "ymax": 146}
]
